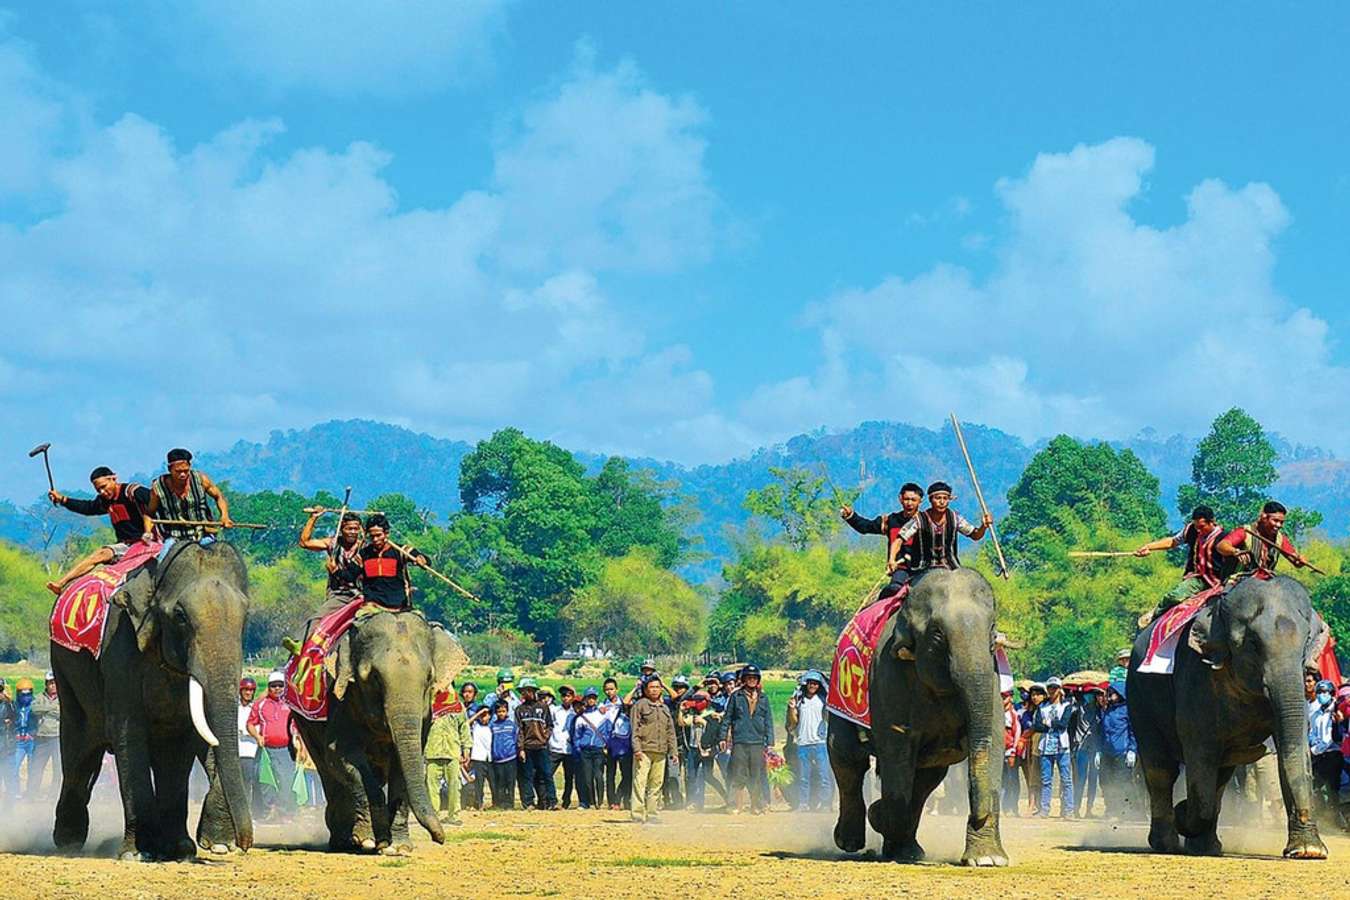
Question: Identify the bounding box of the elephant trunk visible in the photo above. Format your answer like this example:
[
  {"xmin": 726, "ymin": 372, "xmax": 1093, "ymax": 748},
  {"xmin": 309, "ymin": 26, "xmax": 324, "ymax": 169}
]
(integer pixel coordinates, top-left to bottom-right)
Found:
[
  {"xmin": 389, "ymin": 704, "xmax": 445, "ymax": 845},
  {"xmin": 1266, "ymin": 663, "xmax": 1319, "ymax": 831},
  {"xmin": 205, "ymin": 669, "xmax": 254, "ymax": 850},
  {"xmin": 952, "ymin": 656, "xmax": 1002, "ymax": 824}
]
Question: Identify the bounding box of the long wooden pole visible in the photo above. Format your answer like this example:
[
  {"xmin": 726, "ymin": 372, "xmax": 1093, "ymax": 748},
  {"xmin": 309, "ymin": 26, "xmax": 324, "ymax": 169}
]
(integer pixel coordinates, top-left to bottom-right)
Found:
[
  {"xmin": 950, "ymin": 413, "xmax": 1010, "ymax": 579},
  {"xmin": 329, "ymin": 486, "xmax": 353, "ymax": 564},
  {"xmin": 150, "ymin": 518, "xmax": 268, "ymax": 530},
  {"xmin": 1247, "ymin": 528, "xmax": 1326, "ymax": 576},
  {"xmin": 387, "ymin": 540, "xmax": 483, "ymax": 602},
  {"xmin": 1067, "ymin": 551, "xmax": 1137, "ymax": 558}
]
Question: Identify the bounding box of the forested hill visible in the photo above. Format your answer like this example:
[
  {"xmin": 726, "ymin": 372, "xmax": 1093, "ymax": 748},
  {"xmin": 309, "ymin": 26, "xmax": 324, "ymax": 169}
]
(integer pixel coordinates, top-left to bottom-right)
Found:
[{"xmin": 3, "ymin": 418, "xmax": 1343, "ymax": 573}]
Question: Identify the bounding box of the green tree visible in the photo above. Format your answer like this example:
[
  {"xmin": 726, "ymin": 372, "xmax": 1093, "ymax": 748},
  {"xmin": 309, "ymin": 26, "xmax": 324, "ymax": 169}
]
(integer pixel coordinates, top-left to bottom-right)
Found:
[
  {"xmin": 744, "ymin": 466, "xmax": 856, "ymax": 551},
  {"xmin": 219, "ymin": 487, "xmax": 341, "ymax": 564},
  {"xmin": 1002, "ymin": 436, "xmax": 1168, "ymax": 568},
  {"xmin": 588, "ymin": 458, "xmax": 686, "ymax": 567},
  {"xmin": 0, "ymin": 541, "xmax": 56, "ymax": 661},
  {"xmin": 1177, "ymin": 408, "xmax": 1322, "ymax": 537},
  {"xmin": 561, "ymin": 549, "xmax": 705, "ymax": 656}
]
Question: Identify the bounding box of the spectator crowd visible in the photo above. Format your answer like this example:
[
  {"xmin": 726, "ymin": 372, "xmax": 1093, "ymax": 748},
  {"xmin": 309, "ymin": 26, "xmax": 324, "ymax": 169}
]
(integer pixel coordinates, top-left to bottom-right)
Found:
[{"xmin": 4, "ymin": 649, "xmax": 1349, "ymax": 837}]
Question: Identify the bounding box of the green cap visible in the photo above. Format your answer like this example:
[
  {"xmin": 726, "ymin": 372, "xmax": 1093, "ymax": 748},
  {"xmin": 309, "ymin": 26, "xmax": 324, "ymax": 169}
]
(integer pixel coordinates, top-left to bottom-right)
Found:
[
  {"xmin": 519, "ymin": 677, "xmax": 538, "ymax": 689},
  {"xmin": 496, "ymin": 668, "xmax": 513, "ymax": 683}
]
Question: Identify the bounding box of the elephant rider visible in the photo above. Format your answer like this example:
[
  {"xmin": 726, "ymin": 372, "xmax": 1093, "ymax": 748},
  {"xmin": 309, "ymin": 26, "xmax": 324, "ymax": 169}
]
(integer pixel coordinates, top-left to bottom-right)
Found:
[
  {"xmin": 45, "ymin": 466, "xmax": 155, "ymax": 595},
  {"xmin": 892, "ymin": 481, "xmax": 993, "ymax": 583},
  {"xmin": 281, "ymin": 509, "xmax": 368, "ymax": 656},
  {"xmin": 1213, "ymin": 501, "xmax": 1311, "ymax": 582},
  {"xmin": 1133, "ymin": 505, "xmax": 1224, "ymax": 628},
  {"xmin": 358, "ymin": 513, "xmax": 428, "ymax": 610},
  {"xmin": 841, "ymin": 482, "xmax": 924, "ymax": 597},
  {"xmin": 148, "ymin": 448, "xmax": 234, "ymax": 540},
  {"xmin": 300, "ymin": 508, "xmax": 365, "ymax": 612}
]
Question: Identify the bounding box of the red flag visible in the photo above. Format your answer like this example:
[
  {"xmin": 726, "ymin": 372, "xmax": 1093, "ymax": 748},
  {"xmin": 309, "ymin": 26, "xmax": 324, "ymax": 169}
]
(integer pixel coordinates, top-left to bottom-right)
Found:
[{"xmin": 1317, "ymin": 635, "xmax": 1343, "ymax": 686}]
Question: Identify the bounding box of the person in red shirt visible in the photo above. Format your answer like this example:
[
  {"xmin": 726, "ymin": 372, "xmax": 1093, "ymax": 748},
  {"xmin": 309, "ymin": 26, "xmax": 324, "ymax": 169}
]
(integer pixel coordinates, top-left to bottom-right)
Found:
[
  {"xmin": 1214, "ymin": 501, "xmax": 1310, "ymax": 581},
  {"xmin": 247, "ymin": 672, "xmax": 297, "ymax": 820}
]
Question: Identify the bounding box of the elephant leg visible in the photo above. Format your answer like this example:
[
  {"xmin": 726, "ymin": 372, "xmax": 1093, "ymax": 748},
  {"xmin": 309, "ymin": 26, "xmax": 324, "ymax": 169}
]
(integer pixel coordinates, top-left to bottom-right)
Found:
[
  {"xmin": 871, "ymin": 738, "xmax": 916, "ymax": 860},
  {"xmin": 336, "ymin": 752, "xmax": 381, "ymax": 850},
  {"xmin": 150, "ymin": 736, "xmax": 198, "ymax": 860},
  {"xmin": 51, "ymin": 655, "xmax": 106, "ymax": 853},
  {"xmin": 827, "ymin": 716, "xmax": 871, "ymax": 853},
  {"xmin": 1139, "ymin": 752, "xmax": 1181, "ymax": 854},
  {"xmin": 892, "ymin": 765, "xmax": 946, "ymax": 862},
  {"xmin": 196, "ymin": 746, "xmax": 235, "ymax": 853},
  {"xmin": 1175, "ymin": 751, "xmax": 1224, "ymax": 854},
  {"xmin": 52, "ymin": 729, "xmax": 106, "ymax": 850},
  {"xmin": 384, "ymin": 753, "xmax": 412, "ymax": 854},
  {"xmin": 102, "ymin": 655, "xmax": 157, "ymax": 859}
]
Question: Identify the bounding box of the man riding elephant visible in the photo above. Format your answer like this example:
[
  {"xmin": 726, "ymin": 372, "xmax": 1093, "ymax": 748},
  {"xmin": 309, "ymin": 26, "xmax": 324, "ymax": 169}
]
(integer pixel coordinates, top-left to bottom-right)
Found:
[
  {"xmin": 829, "ymin": 567, "xmax": 1008, "ymax": 866},
  {"xmin": 51, "ymin": 541, "xmax": 253, "ymax": 859},
  {"xmin": 1128, "ymin": 573, "xmax": 1329, "ymax": 859},
  {"xmin": 1213, "ymin": 501, "xmax": 1311, "ymax": 582},
  {"xmin": 841, "ymin": 482, "xmax": 924, "ymax": 596},
  {"xmin": 291, "ymin": 609, "xmax": 467, "ymax": 854},
  {"xmin": 1133, "ymin": 505, "xmax": 1224, "ymax": 628},
  {"xmin": 148, "ymin": 448, "xmax": 234, "ymax": 540},
  {"xmin": 892, "ymin": 482, "xmax": 993, "ymax": 582},
  {"xmin": 46, "ymin": 467, "xmax": 155, "ymax": 595}
]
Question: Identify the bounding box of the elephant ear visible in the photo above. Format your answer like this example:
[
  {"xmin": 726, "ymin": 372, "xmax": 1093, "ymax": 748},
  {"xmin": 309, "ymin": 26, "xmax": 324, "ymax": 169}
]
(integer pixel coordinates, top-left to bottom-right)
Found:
[
  {"xmin": 115, "ymin": 567, "xmax": 159, "ymax": 654},
  {"xmin": 1304, "ymin": 611, "xmax": 1333, "ymax": 673},
  {"xmin": 430, "ymin": 624, "xmax": 469, "ymax": 693},
  {"xmin": 325, "ymin": 631, "xmax": 354, "ymax": 701},
  {"xmin": 1188, "ymin": 599, "xmax": 1237, "ymax": 667}
]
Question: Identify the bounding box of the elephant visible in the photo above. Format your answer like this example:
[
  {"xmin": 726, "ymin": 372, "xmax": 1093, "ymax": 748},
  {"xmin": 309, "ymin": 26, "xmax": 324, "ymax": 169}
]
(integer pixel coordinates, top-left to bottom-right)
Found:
[
  {"xmin": 51, "ymin": 540, "xmax": 253, "ymax": 860},
  {"xmin": 1127, "ymin": 574, "xmax": 1328, "ymax": 859},
  {"xmin": 292, "ymin": 608, "xmax": 467, "ymax": 854},
  {"xmin": 828, "ymin": 568, "xmax": 1008, "ymax": 866}
]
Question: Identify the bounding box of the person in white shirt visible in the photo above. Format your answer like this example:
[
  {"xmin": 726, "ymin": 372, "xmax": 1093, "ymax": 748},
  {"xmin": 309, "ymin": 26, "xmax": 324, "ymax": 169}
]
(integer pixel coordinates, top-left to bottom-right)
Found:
[
  {"xmin": 785, "ymin": 670, "xmax": 831, "ymax": 811},
  {"xmin": 466, "ymin": 707, "xmax": 493, "ymax": 810},
  {"xmin": 1032, "ymin": 676, "xmax": 1076, "ymax": 818},
  {"xmin": 1308, "ymin": 679, "xmax": 1343, "ymax": 818},
  {"xmin": 236, "ymin": 677, "xmax": 261, "ymax": 816},
  {"xmin": 546, "ymin": 687, "xmax": 579, "ymax": 807}
]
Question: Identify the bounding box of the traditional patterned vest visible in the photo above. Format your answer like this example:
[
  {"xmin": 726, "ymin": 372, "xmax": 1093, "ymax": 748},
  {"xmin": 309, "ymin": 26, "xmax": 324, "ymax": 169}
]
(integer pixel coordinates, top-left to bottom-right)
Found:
[
  {"xmin": 1231, "ymin": 522, "xmax": 1283, "ymax": 576},
  {"xmin": 1182, "ymin": 523, "xmax": 1225, "ymax": 588},
  {"xmin": 882, "ymin": 510, "xmax": 917, "ymax": 570},
  {"xmin": 912, "ymin": 509, "xmax": 960, "ymax": 571},
  {"xmin": 153, "ymin": 471, "xmax": 215, "ymax": 539},
  {"xmin": 106, "ymin": 482, "xmax": 148, "ymax": 544}
]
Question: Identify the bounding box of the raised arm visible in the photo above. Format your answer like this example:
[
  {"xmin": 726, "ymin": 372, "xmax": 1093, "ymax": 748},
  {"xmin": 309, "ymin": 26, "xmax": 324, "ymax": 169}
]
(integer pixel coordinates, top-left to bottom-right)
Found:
[
  {"xmin": 199, "ymin": 472, "xmax": 234, "ymax": 528},
  {"xmin": 298, "ymin": 510, "xmax": 331, "ymax": 552},
  {"xmin": 840, "ymin": 505, "xmax": 885, "ymax": 536}
]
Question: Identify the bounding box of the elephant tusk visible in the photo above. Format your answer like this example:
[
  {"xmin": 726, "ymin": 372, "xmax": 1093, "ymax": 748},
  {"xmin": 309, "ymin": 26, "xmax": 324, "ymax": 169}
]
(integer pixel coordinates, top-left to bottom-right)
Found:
[{"xmin": 189, "ymin": 677, "xmax": 220, "ymax": 747}]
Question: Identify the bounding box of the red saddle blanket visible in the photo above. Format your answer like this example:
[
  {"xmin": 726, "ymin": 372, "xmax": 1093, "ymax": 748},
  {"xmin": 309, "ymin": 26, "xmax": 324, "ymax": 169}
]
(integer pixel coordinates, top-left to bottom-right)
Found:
[
  {"xmin": 283, "ymin": 597, "xmax": 367, "ymax": 721},
  {"xmin": 50, "ymin": 540, "xmax": 162, "ymax": 658},
  {"xmin": 827, "ymin": 588, "xmax": 909, "ymax": 728},
  {"xmin": 1138, "ymin": 583, "xmax": 1225, "ymax": 674}
]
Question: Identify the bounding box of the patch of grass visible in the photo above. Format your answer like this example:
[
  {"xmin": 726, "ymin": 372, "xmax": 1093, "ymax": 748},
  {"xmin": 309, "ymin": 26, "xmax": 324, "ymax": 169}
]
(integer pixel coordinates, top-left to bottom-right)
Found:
[
  {"xmin": 443, "ymin": 830, "xmax": 524, "ymax": 843},
  {"xmin": 606, "ymin": 856, "xmax": 745, "ymax": 869},
  {"xmin": 378, "ymin": 859, "xmax": 409, "ymax": 868}
]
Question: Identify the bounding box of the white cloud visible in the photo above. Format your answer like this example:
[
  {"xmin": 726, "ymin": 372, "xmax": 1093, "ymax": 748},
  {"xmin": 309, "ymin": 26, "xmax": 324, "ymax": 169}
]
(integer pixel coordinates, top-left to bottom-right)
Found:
[
  {"xmin": 0, "ymin": 43, "xmax": 731, "ymax": 499},
  {"xmin": 171, "ymin": 0, "xmax": 509, "ymax": 97},
  {"xmin": 755, "ymin": 137, "xmax": 1350, "ymax": 451}
]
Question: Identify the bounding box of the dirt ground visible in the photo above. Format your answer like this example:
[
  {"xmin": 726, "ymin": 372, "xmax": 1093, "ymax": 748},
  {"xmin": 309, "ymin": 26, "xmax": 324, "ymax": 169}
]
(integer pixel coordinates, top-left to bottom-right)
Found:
[{"xmin": 2, "ymin": 797, "xmax": 1349, "ymax": 900}]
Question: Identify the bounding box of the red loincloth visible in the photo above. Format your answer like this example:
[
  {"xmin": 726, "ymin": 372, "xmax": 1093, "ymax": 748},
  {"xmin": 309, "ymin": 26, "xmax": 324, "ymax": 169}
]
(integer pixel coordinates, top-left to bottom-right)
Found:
[{"xmin": 1138, "ymin": 584, "xmax": 1225, "ymax": 674}]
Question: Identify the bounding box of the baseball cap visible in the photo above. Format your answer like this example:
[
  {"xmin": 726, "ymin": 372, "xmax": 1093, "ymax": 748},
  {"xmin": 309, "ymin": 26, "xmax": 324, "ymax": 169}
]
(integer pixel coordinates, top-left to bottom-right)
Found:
[
  {"xmin": 720, "ymin": 672, "xmax": 735, "ymax": 684},
  {"xmin": 1046, "ymin": 676, "xmax": 1063, "ymax": 688},
  {"xmin": 672, "ymin": 675, "xmax": 689, "ymax": 687},
  {"xmin": 519, "ymin": 677, "xmax": 538, "ymax": 689},
  {"xmin": 1116, "ymin": 647, "xmax": 1131, "ymax": 659},
  {"xmin": 44, "ymin": 670, "xmax": 55, "ymax": 681},
  {"xmin": 496, "ymin": 667, "xmax": 513, "ymax": 683},
  {"xmin": 641, "ymin": 658, "xmax": 656, "ymax": 670},
  {"xmin": 267, "ymin": 671, "xmax": 285, "ymax": 685},
  {"xmin": 583, "ymin": 687, "xmax": 599, "ymax": 698},
  {"xmin": 741, "ymin": 664, "xmax": 762, "ymax": 679},
  {"xmin": 1030, "ymin": 682, "xmax": 1047, "ymax": 693}
]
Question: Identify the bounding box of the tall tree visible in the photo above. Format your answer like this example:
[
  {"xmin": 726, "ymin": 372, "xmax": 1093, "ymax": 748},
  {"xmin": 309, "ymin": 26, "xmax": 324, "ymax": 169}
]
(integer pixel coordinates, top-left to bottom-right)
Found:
[
  {"xmin": 1177, "ymin": 408, "xmax": 1322, "ymax": 537},
  {"xmin": 1002, "ymin": 436, "xmax": 1167, "ymax": 567},
  {"xmin": 744, "ymin": 466, "xmax": 856, "ymax": 551},
  {"xmin": 561, "ymin": 549, "xmax": 705, "ymax": 656}
]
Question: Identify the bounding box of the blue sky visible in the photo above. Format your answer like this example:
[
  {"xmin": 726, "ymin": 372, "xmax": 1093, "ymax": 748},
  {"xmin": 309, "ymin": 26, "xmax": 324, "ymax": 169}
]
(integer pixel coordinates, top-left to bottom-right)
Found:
[{"xmin": 3, "ymin": 3, "xmax": 1350, "ymax": 500}]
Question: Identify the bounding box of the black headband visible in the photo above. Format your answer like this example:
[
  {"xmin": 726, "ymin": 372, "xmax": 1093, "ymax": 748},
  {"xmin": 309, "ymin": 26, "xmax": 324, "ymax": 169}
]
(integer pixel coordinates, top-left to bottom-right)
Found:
[{"xmin": 167, "ymin": 448, "xmax": 193, "ymax": 464}]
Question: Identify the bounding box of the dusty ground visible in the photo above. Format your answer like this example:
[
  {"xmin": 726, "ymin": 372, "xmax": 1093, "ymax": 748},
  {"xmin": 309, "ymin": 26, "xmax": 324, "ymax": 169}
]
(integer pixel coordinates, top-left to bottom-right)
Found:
[{"xmin": 2, "ymin": 798, "xmax": 1349, "ymax": 900}]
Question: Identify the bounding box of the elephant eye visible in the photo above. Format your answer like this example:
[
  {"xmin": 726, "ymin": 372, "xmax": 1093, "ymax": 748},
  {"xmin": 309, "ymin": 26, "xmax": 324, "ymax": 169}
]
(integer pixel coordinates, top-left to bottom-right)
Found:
[{"xmin": 173, "ymin": 606, "xmax": 190, "ymax": 626}]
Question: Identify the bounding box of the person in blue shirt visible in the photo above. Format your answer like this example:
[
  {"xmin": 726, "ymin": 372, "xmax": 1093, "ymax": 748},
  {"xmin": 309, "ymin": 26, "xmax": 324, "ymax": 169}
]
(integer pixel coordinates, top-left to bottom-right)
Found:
[
  {"xmin": 1098, "ymin": 681, "xmax": 1138, "ymax": 820},
  {"xmin": 605, "ymin": 698, "xmax": 634, "ymax": 810},
  {"xmin": 571, "ymin": 687, "xmax": 611, "ymax": 809},
  {"xmin": 487, "ymin": 700, "xmax": 520, "ymax": 810},
  {"xmin": 1032, "ymin": 676, "xmax": 1075, "ymax": 818}
]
